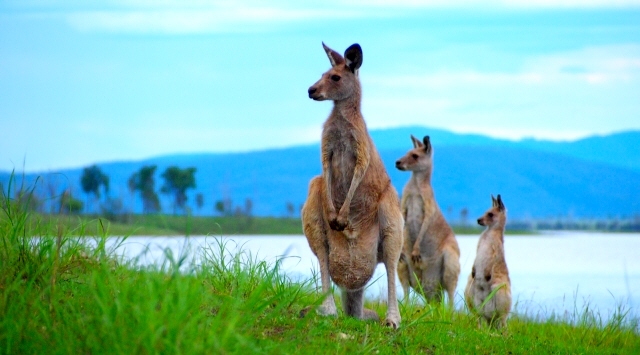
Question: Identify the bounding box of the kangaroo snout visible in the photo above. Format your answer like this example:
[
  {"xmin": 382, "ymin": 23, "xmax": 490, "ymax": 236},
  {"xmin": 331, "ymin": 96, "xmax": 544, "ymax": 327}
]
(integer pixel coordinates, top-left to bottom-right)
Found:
[
  {"xmin": 395, "ymin": 160, "xmax": 405, "ymax": 170},
  {"xmin": 308, "ymin": 86, "xmax": 324, "ymax": 100},
  {"xmin": 308, "ymin": 87, "xmax": 317, "ymax": 98},
  {"xmin": 477, "ymin": 217, "xmax": 485, "ymax": 226}
]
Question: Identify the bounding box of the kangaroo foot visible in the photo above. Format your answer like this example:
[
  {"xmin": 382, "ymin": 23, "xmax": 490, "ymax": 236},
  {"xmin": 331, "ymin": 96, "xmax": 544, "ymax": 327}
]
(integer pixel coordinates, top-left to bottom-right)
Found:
[
  {"xmin": 362, "ymin": 308, "xmax": 380, "ymax": 322},
  {"xmin": 299, "ymin": 294, "xmax": 337, "ymax": 318},
  {"xmin": 384, "ymin": 310, "xmax": 401, "ymax": 329}
]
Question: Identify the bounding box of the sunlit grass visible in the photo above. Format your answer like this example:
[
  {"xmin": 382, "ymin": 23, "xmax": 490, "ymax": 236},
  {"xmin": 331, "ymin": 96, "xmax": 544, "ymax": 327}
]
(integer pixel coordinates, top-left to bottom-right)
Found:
[{"xmin": 1, "ymin": 177, "xmax": 639, "ymax": 354}]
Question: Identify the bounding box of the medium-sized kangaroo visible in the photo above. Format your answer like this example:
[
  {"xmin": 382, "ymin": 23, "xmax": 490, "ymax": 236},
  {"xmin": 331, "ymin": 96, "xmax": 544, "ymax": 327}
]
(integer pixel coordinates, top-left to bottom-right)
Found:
[
  {"xmin": 395, "ymin": 135, "xmax": 460, "ymax": 306},
  {"xmin": 301, "ymin": 43, "xmax": 404, "ymax": 328},
  {"xmin": 464, "ymin": 194, "xmax": 512, "ymax": 329}
]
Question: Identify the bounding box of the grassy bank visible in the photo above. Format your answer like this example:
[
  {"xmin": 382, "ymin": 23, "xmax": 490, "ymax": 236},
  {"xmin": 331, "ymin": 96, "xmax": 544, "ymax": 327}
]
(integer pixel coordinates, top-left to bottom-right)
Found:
[
  {"xmin": 2, "ymin": 189, "xmax": 639, "ymax": 353},
  {"xmin": 10, "ymin": 212, "xmax": 519, "ymax": 236},
  {"xmin": 5, "ymin": 213, "xmax": 303, "ymax": 236}
]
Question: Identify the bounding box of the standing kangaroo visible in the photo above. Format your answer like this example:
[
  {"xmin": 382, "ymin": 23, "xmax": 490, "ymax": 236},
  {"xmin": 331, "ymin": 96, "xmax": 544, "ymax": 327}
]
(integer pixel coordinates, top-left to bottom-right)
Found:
[
  {"xmin": 301, "ymin": 43, "xmax": 404, "ymax": 328},
  {"xmin": 464, "ymin": 194, "xmax": 512, "ymax": 330},
  {"xmin": 395, "ymin": 135, "xmax": 460, "ymax": 306}
]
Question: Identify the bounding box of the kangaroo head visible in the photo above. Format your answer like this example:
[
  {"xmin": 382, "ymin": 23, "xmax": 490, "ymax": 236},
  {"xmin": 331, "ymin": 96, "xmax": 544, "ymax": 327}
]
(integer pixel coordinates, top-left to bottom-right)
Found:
[
  {"xmin": 395, "ymin": 135, "xmax": 433, "ymax": 172},
  {"xmin": 477, "ymin": 194, "xmax": 507, "ymax": 228},
  {"xmin": 308, "ymin": 43, "xmax": 363, "ymax": 102}
]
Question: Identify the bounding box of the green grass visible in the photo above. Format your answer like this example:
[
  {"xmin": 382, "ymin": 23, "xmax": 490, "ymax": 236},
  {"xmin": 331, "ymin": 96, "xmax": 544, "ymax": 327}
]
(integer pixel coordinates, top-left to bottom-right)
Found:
[
  {"xmin": 5, "ymin": 212, "xmax": 536, "ymax": 236},
  {"xmin": 1, "ymin": 185, "xmax": 639, "ymax": 353},
  {"xmin": 2, "ymin": 213, "xmax": 305, "ymax": 236}
]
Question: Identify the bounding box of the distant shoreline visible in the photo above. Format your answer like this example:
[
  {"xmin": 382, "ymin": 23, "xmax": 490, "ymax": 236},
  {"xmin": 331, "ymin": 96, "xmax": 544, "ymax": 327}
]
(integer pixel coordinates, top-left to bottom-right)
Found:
[{"xmin": 14, "ymin": 213, "xmax": 640, "ymax": 236}]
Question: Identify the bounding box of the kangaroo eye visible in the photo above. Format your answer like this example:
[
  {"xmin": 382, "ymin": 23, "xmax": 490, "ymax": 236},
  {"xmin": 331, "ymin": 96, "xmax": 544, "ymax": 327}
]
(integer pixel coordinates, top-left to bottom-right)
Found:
[
  {"xmin": 411, "ymin": 154, "xmax": 419, "ymax": 160},
  {"xmin": 331, "ymin": 75, "xmax": 341, "ymax": 82},
  {"xmin": 488, "ymin": 212, "xmax": 494, "ymax": 218}
]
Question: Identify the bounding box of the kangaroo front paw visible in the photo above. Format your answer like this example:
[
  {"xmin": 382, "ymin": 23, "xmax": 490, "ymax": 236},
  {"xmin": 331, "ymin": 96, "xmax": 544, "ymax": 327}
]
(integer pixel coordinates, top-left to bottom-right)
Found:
[
  {"xmin": 411, "ymin": 248, "xmax": 421, "ymax": 263},
  {"xmin": 329, "ymin": 212, "xmax": 348, "ymax": 231}
]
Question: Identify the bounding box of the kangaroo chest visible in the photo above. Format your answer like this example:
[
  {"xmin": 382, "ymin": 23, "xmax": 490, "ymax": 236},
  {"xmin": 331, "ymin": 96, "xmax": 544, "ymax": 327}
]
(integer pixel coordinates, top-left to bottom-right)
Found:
[
  {"xmin": 404, "ymin": 192, "xmax": 424, "ymax": 241},
  {"xmin": 324, "ymin": 124, "xmax": 357, "ymax": 198},
  {"xmin": 473, "ymin": 236, "xmax": 494, "ymax": 287}
]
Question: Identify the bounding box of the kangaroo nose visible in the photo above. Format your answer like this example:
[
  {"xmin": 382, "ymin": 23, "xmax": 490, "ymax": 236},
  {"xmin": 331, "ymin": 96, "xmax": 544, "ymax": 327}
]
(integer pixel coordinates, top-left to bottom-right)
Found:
[
  {"xmin": 395, "ymin": 160, "xmax": 401, "ymax": 167},
  {"xmin": 308, "ymin": 87, "xmax": 317, "ymax": 98}
]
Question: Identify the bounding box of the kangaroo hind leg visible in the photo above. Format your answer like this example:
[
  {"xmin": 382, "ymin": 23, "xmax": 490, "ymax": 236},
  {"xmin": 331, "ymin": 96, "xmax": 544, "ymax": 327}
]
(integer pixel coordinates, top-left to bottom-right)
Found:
[
  {"xmin": 301, "ymin": 176, "xmax": 337, "ymax": 317},
  {"xmin": 341, "ymin": 288, "xmax": 379, "ymax": 321},
  {"xmin": 442, "ymin": 244, "xmax": 461, "ymax": 308},
  {"xmin": 378, "ymin": 186, "xmax": 404, "ymax": 328}
]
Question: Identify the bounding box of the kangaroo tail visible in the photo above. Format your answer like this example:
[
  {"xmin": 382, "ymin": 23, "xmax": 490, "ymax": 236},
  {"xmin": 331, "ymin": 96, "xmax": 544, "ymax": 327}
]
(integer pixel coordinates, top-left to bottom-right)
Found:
[
  {"xmin": 442, "ymin": 245, "xmax": 461, "ymax": 306},
  {"xmin": 400, "ymin": 252, "xmax": 418, "ymax": 289}
]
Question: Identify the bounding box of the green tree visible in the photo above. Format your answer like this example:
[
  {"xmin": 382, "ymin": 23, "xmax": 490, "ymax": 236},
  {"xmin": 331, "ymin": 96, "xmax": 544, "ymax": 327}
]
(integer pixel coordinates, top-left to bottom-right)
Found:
[
  {"xmin": 460, "ymin": 207, "xmax": 469, "ymax": 226},
  {"xmin": 160, "ymin": 166, "xmax": 197, "ymax": 215},
  {"xmin": 80, "ymin": 165, "xmax": 109, "ymax": 213},
  {"xmin": 60, "ymin": 190, "xmax": 83, "ymax": 214},
  {"xmin": 129, "ymin": 165, "xmax": 161, "ymax": 214},
  {"xmin": 215, "ymin": 200, "xmax": 225, "ymax": 216},
  {"xmin": 245, "ymin": 198, "xmax": 253, "ymax": 217},
  {"xmin": 286, "ymin": 202, "xmax": 295, "ymax": 218},
  {"xmin": 196, "ymin": 193, "xmax": 204, "ymax": 214},
  {"xmin": 101, "ymin": 196, "xmax": 124, "ymax": 220}
]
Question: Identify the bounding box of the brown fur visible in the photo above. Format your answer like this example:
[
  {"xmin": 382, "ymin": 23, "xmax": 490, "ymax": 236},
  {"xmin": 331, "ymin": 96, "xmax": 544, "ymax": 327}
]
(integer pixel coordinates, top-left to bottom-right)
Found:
[
  {"xmin": 301, "ymin": 43, "xmax": 404, "ymax": 328},
  {"xmin": 464, "ymin": 194, "xmax": 512, "ymax": 330},
  {"xmin": 395, "ymin": 135, "xmax": 460, "ymax": 306}
]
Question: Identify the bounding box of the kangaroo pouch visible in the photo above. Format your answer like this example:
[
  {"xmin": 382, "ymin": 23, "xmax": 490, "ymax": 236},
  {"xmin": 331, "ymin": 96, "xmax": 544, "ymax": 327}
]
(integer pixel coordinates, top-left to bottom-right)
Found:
[{"xmin": 327, "ymin": 227, "xmax": 379, "ymax": 290}]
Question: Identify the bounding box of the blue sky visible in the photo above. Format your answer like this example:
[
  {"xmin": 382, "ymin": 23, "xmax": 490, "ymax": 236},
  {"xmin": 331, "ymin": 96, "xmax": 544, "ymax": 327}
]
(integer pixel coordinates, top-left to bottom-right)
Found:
[{"xmin": 2, "ymin": 1, "xmax": 640, "ymax": 172}]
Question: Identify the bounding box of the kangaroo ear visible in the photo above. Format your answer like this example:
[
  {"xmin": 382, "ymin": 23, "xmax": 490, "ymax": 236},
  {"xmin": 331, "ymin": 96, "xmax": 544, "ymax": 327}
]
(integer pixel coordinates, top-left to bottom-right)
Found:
[
  {"xmin": 491, "ymin": 194, "xmax": 497, "ymax": 206},
  {"xmin": 410, "ymin": 135, "xmax": 423, "ymax": 148},
  {"xmin": 344, "ymin": 43, "xmax": 363, "ymax": 74},
  {"xmin": 322, "ymin": 42, "xmax": 344, "ymax": 67},
  {"xmin": 422, "ymin": 136, "xmax": 431, "ymax": 153},
  {"xmin": 496, "ymin": 194, "xmax": 505, "ymax": 211}
]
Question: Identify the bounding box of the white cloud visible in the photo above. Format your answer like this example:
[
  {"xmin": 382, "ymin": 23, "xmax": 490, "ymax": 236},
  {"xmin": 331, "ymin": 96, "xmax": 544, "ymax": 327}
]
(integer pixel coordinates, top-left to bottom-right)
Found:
[
  {"xmin": 8, "ymin": 0, "xmax": 634, "ymax": 34},
  {"xmin": 366, "ymin": 45, "xmax": 640, "ymax": 88},
  {"xmin": 360, "ymin": 44, "xmax": 640, "ymax": 140},
  {"xmin": 108, "ymin": 0, "xmax": 640, "ymax": 9},
  {"xmin": 65, "ymin": 8, "xmax": 360, "ymax": 34}
]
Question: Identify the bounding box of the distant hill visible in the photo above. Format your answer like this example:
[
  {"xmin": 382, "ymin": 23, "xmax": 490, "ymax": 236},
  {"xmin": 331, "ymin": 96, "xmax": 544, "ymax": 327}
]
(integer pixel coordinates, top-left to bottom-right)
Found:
[
  {"xmin": 369, "ymin": 126, "xmax": 640, "ymax": 172},
  {"xmin": 516, "ymin": 131, "xmax": 640, "ymax": 172},
  {"xmin": 370, "ymin": 126, "xmax": 502, "ymax": 150},
  {"xmin": 2, "ymin": 127, "xmax": 640, "ymax": 220}
]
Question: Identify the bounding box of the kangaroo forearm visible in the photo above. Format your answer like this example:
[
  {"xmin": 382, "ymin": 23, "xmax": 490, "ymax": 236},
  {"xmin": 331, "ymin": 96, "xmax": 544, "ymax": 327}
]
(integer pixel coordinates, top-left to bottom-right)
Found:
[
  {"xmin": 340, "ymin": 156, "xmax": 369, "ymax": 212},
  {"xmin": 413, "ymin": 221, "xmax": 429, "ymax": 250},
  {"xmin": 323, "ymin": 172, "xmax": 336, "ymax": 212},
  {"xmin": 322, "ymin": 153, "xmax": 336, "ymax": 212}
]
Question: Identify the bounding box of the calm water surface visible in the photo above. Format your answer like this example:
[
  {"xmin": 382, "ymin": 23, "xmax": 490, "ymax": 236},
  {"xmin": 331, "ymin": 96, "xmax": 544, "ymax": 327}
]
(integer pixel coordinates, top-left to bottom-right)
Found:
[{"xmin": 106, "ymin": 232, "xmax": 640, "ymax": 320}]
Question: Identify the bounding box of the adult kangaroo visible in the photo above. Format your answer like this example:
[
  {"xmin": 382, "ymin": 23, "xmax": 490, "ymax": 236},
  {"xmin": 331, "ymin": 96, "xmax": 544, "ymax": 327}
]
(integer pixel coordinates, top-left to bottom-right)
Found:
[{"xmin": 301, "ymin": 42, "xmax": 404, "ymax": 328}]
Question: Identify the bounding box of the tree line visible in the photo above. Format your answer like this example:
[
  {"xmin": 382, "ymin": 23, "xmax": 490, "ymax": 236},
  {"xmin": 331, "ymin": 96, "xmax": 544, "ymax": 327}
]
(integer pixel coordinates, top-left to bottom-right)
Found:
[
  {"xmin": 77, "ymin": 165, "xmax": 197, "ymax": 215},
  {"xmin": 13, "ymin": 164, "xmax": 198, "ymax": 216},
  {"xmin": 10, "ymin": 164, "xmax": 296, "ymax": 218}
]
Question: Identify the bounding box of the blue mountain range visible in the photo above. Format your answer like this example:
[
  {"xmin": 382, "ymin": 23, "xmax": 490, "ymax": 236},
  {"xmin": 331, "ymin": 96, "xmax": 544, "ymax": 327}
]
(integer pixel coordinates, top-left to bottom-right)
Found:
[{"xmin": 2, "ymin": 126, "xmax": 640, "ymax": 221}]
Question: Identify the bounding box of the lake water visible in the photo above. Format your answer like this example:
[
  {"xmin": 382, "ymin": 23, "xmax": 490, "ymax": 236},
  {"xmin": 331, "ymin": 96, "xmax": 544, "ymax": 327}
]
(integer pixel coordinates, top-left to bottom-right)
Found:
[{"xmin": 104, "ymin": 232, "xmax": 640, "ymax": 322}]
